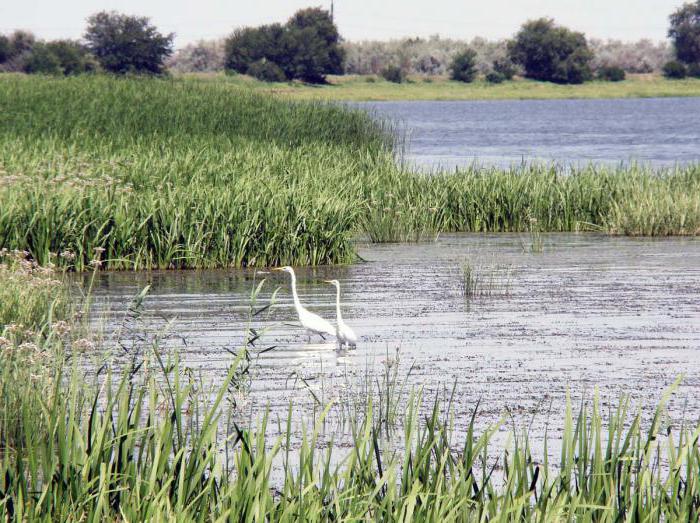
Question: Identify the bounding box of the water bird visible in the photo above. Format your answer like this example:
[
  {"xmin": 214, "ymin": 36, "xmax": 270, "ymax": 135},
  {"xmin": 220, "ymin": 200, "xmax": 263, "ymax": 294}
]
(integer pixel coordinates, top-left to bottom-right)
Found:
[
  {"xmin": 324, "ymin": 279, "xmax": 358, "ymax": 349},
  {"xmin": 273, "ymin": 266, "xmax": 336, "ymax": 340}
]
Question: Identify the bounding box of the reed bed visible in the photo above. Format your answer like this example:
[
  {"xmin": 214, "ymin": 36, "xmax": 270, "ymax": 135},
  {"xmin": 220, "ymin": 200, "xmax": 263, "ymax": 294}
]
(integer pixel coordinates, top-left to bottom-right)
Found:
[
  {"xmin": 1, "ymin": 265, "xmax": 699, "ymax": 521},
  {"xmin": 1, "ymin": 75, "xmax": 699, "ymax": 271}
]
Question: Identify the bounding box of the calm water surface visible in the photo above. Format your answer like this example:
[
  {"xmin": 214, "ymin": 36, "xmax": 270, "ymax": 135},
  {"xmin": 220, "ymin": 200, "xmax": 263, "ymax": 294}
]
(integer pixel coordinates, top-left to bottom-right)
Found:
[
  {"xmin": 87, "ymin": 235, "xmax": 700, "ymax": 450},
  {"xmin": 356, "ymin": 97, "xmax": 700, "ymax": 169}
]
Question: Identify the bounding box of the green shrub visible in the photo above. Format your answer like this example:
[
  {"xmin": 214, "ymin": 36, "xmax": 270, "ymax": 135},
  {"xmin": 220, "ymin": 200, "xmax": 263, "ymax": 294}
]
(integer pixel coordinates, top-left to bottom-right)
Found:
[
  {"xmin": 508, "ymin": 18, "xmax": 593, "ymax": 84},
  {"xmin": 21, "ymin": 43, "xmax": 62, "ymax": 74},
  {"xmin": 492, "ymin": 57, "xmax": 517, "ymax": 79},
  {"xmin": 381, "ymin": 65, "xmax": 406, "ymax": 83},
  {"xmin": 485, "ymin": 70, "xmax": 505, "ymax": 83},
  {"xmin": 597, "ymin": 65, "xmax": 626, "ymax": 81},
  {"xmin": 663, "ymin": 59, "xmax": 688, "ymax": 78},
  {"xmin": 246, "ymin": 58, "xmax": 286, "ymax": 82},
  {"xmin": 687, "ymin": 62, "xmax": 700, "ymax": 77},
  {"xmin": 449, "ymin": 48, "xmax": 477, "ymax": 82}
]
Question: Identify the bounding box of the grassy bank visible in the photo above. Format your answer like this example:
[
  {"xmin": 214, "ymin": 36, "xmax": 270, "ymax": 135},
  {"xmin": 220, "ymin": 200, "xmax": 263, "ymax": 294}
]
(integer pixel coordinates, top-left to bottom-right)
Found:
[
  {"xmin": 191, "ymin": 72, "xmax": 700, "ymax": 101},
  {"xmin": 1, "ymin": 264, "xmax": 699, "ymax": 521},
  {"xmin": 0, "ymin": 75, "xmax": 698, "ymax": 271}
]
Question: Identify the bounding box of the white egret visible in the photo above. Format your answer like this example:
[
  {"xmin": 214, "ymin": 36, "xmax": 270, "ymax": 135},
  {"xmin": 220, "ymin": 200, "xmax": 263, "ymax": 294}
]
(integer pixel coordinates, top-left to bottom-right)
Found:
[
  {"xmin": 324, "ymin": 279, "xmax": 358, "ymax": 349},
  {"xmin": 273, "ymin": 266, "xmax": 336, "ymax": 340}
]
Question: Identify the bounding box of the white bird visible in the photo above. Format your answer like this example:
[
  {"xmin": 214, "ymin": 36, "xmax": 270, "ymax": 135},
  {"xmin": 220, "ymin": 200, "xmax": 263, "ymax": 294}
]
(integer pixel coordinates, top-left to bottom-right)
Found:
[
  {"xmin": 273, "ymin": 266, "xmax": 336, "ymax": 340},
  {"xmin": 324, "ymin": 279, "xmax": 358, "ymax": 349}
]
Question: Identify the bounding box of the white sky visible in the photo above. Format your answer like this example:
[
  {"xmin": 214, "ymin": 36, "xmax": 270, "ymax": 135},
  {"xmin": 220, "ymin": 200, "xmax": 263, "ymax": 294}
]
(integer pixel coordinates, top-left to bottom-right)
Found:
[{"xmin": 0, "ymin": 1, "xmax": 684, "ymax": 47}]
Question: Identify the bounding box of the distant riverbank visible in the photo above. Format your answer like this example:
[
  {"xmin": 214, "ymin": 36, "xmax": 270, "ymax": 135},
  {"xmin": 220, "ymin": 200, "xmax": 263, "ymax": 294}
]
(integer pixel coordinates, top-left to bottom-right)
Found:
[{"xmin": 185, "ymin": 72, "xmax": 700, "ymax": 101}]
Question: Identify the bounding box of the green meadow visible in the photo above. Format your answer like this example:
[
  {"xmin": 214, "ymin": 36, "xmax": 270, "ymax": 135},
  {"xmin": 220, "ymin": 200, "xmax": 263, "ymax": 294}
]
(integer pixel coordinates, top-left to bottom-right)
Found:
[{"xmin": 0, "ymin": 75, "xmax": 698, "ymax": 271}]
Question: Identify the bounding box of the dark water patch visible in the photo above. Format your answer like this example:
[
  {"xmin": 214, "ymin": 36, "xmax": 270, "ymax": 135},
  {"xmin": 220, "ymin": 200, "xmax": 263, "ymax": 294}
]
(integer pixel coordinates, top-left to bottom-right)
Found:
[{"xmin": 355, "ymin": 98, "xmax": 700, "ymax": 169}]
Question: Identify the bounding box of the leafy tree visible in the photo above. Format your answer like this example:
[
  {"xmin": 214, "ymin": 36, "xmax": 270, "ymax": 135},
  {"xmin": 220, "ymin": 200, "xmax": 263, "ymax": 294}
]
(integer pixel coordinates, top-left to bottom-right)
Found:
[
  {"xmin": 0, "ymin": 35, "xmax": 10, "ymax": 63},
  {"xmin": 21, "ymin": 43, "xmax": 61, "ymax": 74},
  {"xmin": 285, "ymin": 7, "xmax": 344, "ymax": 81},
  {"xmin": 246, "ymin": 59, "xmax": 286, "ymax": 82},
  {"xmin": 508, "ymin": 18, "xmax": 593, "ymax": 84},
  {"xmin": 46, "ymin": 40, "xmax": 98, "ymax": 75},
  {"xmin": 449, "ymin": 48, "xmax": 477, "ymax": 82},
  {"xmin": 8, "ymin": 30, "xmax": 35, "ymax": 57},
  {"xmin": 223, "ymin": 8, "xmax": 343, "ymax": 83},
  {"xmin": 669, "ymin": 1, "xmax": 700, "ymax": 66},
  {"xmin": 84, "ymin": 11, "xmax": 174, "ymax": 74},
  {"xmin": 663, "ymin": 59, "xmax": 688, "ymax": 78},
  {"xmin": 224, "ymin": 24, "xmax": 286, "ymax": 75}
]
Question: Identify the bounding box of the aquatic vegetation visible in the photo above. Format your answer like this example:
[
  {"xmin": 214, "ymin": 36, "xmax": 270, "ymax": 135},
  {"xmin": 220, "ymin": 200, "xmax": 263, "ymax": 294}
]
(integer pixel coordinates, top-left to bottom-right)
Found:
[
  {"xmin": 0, "ymin": 75, "xmax": 699, "ymax": 271},
  {"xmin": 520, "ymin": 217, "xmax": 544, "ymax": 253},
  {"xmin": 1, "ymin": 270, "xmax": 699, "ymax": 520},
  {"xmin": 461, "ymin": 257, "xmax": 514, "ymax": 298},
  {"xmin": 1, "ymin": 256, "xmax": 700, "ymax": 521}
]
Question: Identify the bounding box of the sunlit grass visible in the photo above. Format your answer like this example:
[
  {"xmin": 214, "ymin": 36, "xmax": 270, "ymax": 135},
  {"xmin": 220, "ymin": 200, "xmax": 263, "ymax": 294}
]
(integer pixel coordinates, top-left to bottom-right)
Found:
[
  {"xmin": 1, "ymin": 269, "xmax": 699, "ymax": 520},
  {"xmin": 0, "ymin": 75, "xmax": 698, "ymax": 271}
]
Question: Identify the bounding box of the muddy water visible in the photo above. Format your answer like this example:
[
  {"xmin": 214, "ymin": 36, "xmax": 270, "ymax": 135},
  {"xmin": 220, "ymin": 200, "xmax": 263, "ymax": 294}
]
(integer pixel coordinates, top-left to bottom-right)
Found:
[{"xmin": 87, "ymin": 233, "xmax": 700, "ymax": 455}]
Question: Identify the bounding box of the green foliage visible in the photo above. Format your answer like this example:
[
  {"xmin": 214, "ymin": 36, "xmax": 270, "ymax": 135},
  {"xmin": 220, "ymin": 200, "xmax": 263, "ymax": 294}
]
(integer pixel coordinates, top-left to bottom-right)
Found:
[
  {"xmin": 449, "ymin": 48, "xmax": 478, "ymax": 82},
  {"xmin": 381, "ymin": 64, "xmax": 406, "ymax": 83},
  {"xmin": 246, "ymin": 58, "xmax": 287, "ymax": 82},
  {"xmin": 508, "ymin": 18, "xmax": 593, "ymax": 84},
  {"xmin": 0, "ymin": 35, "xmax": 9, "ymax": 63},
  {"xmin": 664, "ymin": 59, "xmax": 688, "ymax": 78},
  {"xmin": 224, "ymin": 8, "xmax": 343, "ymax": 84},
  {"xmin": 0, "ymin": 301, "xmax": 699, "ymax": 520},
  {"xmin": 485, "ymin": 70, "xmax": 505, "ymax": 83},
  {"xmin": 84, "ymin": 11, "xmax": 174, "ymax": 75},
  {"xmin": 21, "ymin": 43, "xmax": 62, "ymax": 74},
  {"xmin": 492, "ymin": 56, "xmax": 517, "ymax": 79},
  {"xmin": 597, "ymin": 65, "xmax": 626, "ymax": 81},
  {"xmin": 224, "ymin": 24, "xmax": 287, "ymax": 76},
  {"xmin": 0, "ymin": 76, "xmax": 698, "ymax": 272},
  {"xmin": 45, "ymin": 39, "xmax": 98, "ymax": 75},
  {"xmin": 669, "ymin": 0, "xmax": 700, "ymax": 66}
]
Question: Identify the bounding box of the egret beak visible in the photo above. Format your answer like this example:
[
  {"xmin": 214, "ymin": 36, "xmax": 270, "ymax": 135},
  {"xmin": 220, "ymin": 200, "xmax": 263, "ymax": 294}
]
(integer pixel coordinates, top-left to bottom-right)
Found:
[
  {"xmin": 272, "ymin": 267, "xmax": 284, "ymax": 272},
  {"xmin": 323, "ymin": 280, "xmax": 332, "ymax": 283}
]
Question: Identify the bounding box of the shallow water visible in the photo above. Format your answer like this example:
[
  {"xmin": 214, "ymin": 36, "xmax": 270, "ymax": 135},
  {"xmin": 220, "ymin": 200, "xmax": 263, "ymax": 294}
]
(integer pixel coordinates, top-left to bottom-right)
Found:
[
  {"xmin": 86, "ymin": 233, "xmax": 700, "ymax": 452},
  {"xmin": 355, "ymin": 98, "xmax": 700, "ymax": 169}
]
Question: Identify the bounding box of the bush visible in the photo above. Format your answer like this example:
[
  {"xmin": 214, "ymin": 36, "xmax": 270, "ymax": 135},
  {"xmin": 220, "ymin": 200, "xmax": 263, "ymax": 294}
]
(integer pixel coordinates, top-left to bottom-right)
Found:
[
  {"xmin": 21, "ymin": 43, "xmax": 61, "ymax": 74},
  {"xmin": 663, "ymin": 60, "xmax": 688, "ymax": 78},
  {"xmin": 381, "ymin": 65, "xmax": 406, "ymax": 83},
  {"xmin": 449, "ymin": 48, "xmax": 478, "ymax": 82},
  {"xmin": 492, "ymin": 57, "xmax": 517, "ymax": 79},
  {"xmin": 246, "ymin": 59, "xmax": 287, "ymax": 82},
  {"xmin": 224, "ymin": 8, "xmax": 343, "ymax": 84},
  {"xmin": 0, "ymin": 35, "xmax": 9, "ymax": 63},
  {"xmin": 485, "ymin": 71, "xmax": 505, "ymax": 83},
  {"xmin": 508, "ymin": 18, "xmax": 593, "ymax": 84},
  {"xmin": 669, "ymin": 1, "xmax": 700, "ymax": 66},
  {"xmin": 84, "ymin": 11, "xmax": 174, "ymax": 75},
  {"xmin": 688, "ymin": 62, "xmax": 700, "ymax": 77},
  {"xmin": 597, "ymin": 65, "xmax": 626, "ymax": 81}
]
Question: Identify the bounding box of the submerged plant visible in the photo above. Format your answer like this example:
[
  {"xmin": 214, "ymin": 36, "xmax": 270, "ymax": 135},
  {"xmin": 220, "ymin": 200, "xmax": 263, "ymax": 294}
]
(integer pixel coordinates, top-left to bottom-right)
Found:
[{"xmin": 461, "ymin": 257, "xmax": 514, "ymax": 298}]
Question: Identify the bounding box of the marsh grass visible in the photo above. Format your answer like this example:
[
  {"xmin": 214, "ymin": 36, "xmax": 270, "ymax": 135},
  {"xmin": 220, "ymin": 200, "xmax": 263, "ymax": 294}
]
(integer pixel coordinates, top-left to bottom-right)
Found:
[
  {"xmin": 2, "ymin": 261, "xmax": 700, "ymax": 520},
  {"xmin": 520, "ymin": 218, "xmax": 545, "ymax": 254},
  {"xmin": 462, "ymin": 258, "xmax": 514, "ymax": 298},
  {"xmin": 0, "ymin": 76, "xmax": 699, "ymax": 271}
]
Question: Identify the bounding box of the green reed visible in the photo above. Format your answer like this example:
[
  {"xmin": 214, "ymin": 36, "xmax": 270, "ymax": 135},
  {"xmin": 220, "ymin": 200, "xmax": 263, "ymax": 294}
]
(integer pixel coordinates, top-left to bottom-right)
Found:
[
  {"xmin": 1, "ymin": 75, "xmax": 698, "ymax": 271},
  {"xmin": 2, "ymin": 261, "xmax": 700, "ymax": 521}
]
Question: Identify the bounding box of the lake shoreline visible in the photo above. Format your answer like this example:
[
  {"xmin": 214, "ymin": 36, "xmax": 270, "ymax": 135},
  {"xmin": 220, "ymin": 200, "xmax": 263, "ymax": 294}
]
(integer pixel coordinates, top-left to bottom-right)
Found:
[{"xmin": 183, "ymin": 72, "xmax": 700, "ymax": 102}]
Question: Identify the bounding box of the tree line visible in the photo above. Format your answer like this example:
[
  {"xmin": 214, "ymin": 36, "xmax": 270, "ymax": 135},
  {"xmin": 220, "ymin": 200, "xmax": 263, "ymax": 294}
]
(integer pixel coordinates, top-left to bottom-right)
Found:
[{"xmin": 2, "ymin": 2, "xmax": 700, "ymax": 83}]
